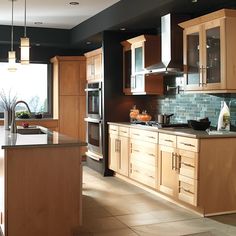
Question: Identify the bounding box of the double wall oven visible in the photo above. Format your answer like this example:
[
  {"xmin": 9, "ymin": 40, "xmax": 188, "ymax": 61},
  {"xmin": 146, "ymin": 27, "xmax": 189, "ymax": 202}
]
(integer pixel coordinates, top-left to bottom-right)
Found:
[{"xmin": 85, "ymin": 82, "xmax": 103, "ymax": 161}]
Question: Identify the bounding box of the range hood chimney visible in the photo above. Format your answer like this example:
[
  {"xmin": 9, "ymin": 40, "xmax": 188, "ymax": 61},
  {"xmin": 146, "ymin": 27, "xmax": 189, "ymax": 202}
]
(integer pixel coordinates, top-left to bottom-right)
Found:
[{"xmin": 148, "ymin": 13, "xmax": 186, "ymax": 74}]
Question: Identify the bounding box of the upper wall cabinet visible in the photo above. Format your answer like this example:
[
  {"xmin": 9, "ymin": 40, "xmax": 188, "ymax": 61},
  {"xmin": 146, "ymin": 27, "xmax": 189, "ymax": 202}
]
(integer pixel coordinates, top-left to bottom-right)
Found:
[
  {"xmin": 84, "ymin": 48, "xmax": 103, "ymax": 82},
  {"xmin": 121, "ymin": 35, "xmax": 164, "ymax": 95},
  {"xmin": 179, "ymin": 9, "xmax": 236, "ymax": 93}
]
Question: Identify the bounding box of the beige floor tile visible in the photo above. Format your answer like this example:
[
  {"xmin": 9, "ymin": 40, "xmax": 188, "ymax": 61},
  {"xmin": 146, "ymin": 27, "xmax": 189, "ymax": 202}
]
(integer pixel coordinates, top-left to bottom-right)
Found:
[
  {"xmin": 116, "ymin": 209, "xmax": 199, "ymax": 227},
  {"xmin": 83, "ymin": 205, "xmax": 112, "ymax": 219},
  {"xmin": 132, "ymin": 218, "xmax": 236, "ymax": 236},
  {"xmin": 81, "ymin": 166, "xmax": 236, "ymax": 236},
  {"xmin": 82, "ymin": 216, "xmax": 128, "ymax": 233},
  {"xmin": 94, "ymin": 228, "xmax": 139, "ymax": 236}
]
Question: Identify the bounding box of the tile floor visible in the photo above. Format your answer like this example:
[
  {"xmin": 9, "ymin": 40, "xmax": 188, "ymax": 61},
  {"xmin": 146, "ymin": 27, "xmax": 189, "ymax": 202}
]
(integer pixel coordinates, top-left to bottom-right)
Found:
[{"xmin": 78, "ymin": 166, "xmax": 236, "ymax": 236}]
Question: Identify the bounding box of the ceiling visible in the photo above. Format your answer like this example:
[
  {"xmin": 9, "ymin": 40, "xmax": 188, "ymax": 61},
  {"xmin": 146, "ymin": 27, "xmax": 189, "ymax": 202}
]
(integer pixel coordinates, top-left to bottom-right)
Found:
[{"xmin": 0, "ymin": 0, "xmax": 120, "ymax": 29}]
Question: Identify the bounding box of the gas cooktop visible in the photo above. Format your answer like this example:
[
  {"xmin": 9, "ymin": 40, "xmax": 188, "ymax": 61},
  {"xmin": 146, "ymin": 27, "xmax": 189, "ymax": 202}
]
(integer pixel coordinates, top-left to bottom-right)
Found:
[{"xmin": 131, "ymin": 121, "xmax": 189, "ymax": 128}]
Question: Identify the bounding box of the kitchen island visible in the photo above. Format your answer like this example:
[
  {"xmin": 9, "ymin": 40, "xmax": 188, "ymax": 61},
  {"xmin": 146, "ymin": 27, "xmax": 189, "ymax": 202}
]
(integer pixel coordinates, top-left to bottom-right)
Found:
[
  {"xmin": 108, "ymin": 122, "xmax": 236, "ymax": 216},
  {"xmin": 0, "ymin": 126, "xmax": 86, "ymax": 236}
]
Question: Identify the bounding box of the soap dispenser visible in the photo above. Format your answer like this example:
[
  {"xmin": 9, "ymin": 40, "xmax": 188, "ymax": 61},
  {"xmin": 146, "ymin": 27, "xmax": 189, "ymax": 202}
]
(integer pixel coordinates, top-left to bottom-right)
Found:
[{"xmin": 217, "ymin": 101, "xmax": 230, "ymax": 131}]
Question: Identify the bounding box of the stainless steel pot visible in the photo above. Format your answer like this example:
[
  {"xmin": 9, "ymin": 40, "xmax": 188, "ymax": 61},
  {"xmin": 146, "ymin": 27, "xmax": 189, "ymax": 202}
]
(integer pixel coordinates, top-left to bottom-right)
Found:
[{"xmin": 157, "ymin": 114, "xmax": 174, "ymax": 124}]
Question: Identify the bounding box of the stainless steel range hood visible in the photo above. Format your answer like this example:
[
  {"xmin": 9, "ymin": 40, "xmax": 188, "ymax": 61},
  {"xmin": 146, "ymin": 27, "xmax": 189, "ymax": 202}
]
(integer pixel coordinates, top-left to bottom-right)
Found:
[{"xmin": 147, "ymin": 13, "xmax": 186, "ymax": 74}]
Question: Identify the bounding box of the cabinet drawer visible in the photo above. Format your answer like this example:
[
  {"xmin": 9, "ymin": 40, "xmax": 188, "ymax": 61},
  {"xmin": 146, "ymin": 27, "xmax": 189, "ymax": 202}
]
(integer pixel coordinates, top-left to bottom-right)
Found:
[
  {"xmin": 131, "ymin": 140, "xmax": 157, "ymax": 155},
  {"xmin": 109, "ymin": 125, "xmax": 119, "ymax": 135},
  {"xmin": 130, "ymin": 150, "xmax": 157, "ymax": 166},
  {"xmin": 177, "ymin": 136, "xmax": 199, "ymax": 152},
  {"xmin": 130, "ymin": 128, "xmax": 158, "ymax": 143},
  {"xmin": 130, "ymin": 161, "xmax": 156, "ymax": 188},
  {"xmin": 179, "ymin": 150, "xmax": 198, "ymax": 180},
  {"xmin": 159, "ymin": 133, "xmax": 176, "ymax": 147},
  {"xmin": 119, "ymin": 126, "xmax": 129, "ymax": 137},
  {"xmin": 178, "ymin": 175, "xmax": 198, "ymax": 206}
]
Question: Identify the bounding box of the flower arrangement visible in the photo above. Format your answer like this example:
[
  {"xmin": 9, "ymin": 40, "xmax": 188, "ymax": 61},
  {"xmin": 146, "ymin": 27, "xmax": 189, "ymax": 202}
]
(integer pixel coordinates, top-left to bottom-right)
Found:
[{"xmin": 0, "ymin": 89, "xmax": 17, "ymax": 111}]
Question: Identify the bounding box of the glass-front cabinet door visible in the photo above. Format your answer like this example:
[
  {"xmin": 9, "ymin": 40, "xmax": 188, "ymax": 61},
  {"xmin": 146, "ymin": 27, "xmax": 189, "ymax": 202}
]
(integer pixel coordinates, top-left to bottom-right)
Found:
[
  {"xmin": 131, "ymin": 74, "xmax": 145, "ymax": 93},
  {"xmin": 183, "ymin": 19, "xmax": 225, "ymax": 91},
  {"xmin": 132, "ymin": 41, "xmax": 144, "ymax": 74},
  {"xmin": 184, "ymin": 25, "xmax": 202, "ymax": 90},
  {"xmin": 203, "ymin": 19, "xmax": 225, "ymax": 90}
]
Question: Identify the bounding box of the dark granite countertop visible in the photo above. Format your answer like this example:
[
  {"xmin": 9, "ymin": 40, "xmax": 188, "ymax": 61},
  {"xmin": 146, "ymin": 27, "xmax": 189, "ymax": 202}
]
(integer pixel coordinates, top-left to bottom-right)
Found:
[
  {"xmin": 107, "ymin": 122, "xmax": 236, "ymax": 139},
  {"xmin": 0, "ymin": 126, "xmax": 87, "ymax": 149}
]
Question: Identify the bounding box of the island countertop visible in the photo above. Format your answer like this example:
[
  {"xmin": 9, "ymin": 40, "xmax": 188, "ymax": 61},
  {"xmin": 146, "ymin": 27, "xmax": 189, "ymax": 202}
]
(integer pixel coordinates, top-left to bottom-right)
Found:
[{"xmin": 0, "ymin": 126, "xmax": 87, "ymax": 149}]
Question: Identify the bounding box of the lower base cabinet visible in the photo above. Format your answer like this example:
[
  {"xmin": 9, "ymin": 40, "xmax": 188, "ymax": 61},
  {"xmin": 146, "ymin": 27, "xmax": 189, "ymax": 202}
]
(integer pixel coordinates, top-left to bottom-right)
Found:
[
  {"xmin": 158, "ymin": 134, "xmax": 199, "ymax": 206},
  {"xmin": 130, "ymin": 139, "xmax": 157, "ymax": 188},
  {"xmin": 109, "ymin": 125, "xmax": 129, "ymax": 176},
  {"xmin": 108, "ymin": 123, "xmax": 236, "ymax": 216}
]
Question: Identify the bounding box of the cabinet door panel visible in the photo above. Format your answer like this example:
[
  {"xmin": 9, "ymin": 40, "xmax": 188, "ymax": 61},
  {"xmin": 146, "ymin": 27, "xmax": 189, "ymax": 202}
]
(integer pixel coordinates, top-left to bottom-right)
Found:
[
  {"xmin": 119, "ymin": 136, "xmax": 129, "ymax": 176},
  {"xmin": 159, "ymin": 145, "xmax": 177, "ymax": 196},
  {"xmin": 94, "ymin": 54, "xmax": 102, "ymax": 80},
  {"xmin": 60, "ymin": 61, "xmax": 81, "ymax": 95},
  {"xmin": 185, "ymin": 27, "xmax": 201, "ymax": 88},
  {"xmin": 79, "ymin": 61, "xmax": 86, "ymax": 96},
  {"xmin": 59, "ymin": 96, "xmax": 79, "ymax": 139},
  {"xmin": 109, "ymin": 134, "xmax": 119, "ymax": 172}
]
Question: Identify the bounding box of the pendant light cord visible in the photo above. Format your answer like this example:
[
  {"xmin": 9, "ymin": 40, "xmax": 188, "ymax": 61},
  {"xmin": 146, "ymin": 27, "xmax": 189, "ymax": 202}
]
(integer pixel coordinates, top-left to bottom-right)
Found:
[
  {"xmin": 24, "ymin": 0, "xmax": 27, "ymax": 37},
  {"xmin": 11, "ymin": 0, "xmax": 14, "ymax": 51}
]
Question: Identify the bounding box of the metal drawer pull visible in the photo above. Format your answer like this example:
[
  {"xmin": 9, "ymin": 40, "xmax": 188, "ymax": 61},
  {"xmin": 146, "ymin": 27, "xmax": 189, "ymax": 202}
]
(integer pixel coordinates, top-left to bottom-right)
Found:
[
  {"xmin": 120, "ymin": 131, "xmax": 127, "ymax": 133},
  {"xmin": 147, "ymin": 136, "xmax": 155, "ymax": 139},
  {"xmin": 181, "ymin": 162, "xmax": 195, "ymax": 168},
  {"xmin": 133, "ymin": 133, "xmax": 140, "ymax": 136},
  {"xmin": 111, "ymin": 129, "xmax": 117, "ymax": 132},
  {"xmin": 180, "ymin": 142, "xmax": 195, "ymax": 147},
  {"xmin": 164, "ymin": 139, "xmax": 173, "ymax": 142},
  {"xmin": 181, "ymin": 187, "xmax": 194, "ymax": 195},
  {"xmin": 172, "ymin": 152, "xmax": 175, "ymax": 170},
  {"xmin": 133, "ymin": 149, "xmax": 140, "ymax": 153},
  {"xmin": 134, "ymin": 169, "xmax": 140, "ymax": 173},
  {"xmin": 148, "ymin": 175, "xmax": 154, "ymax": 178},
  {"xmin": 148, "ymin": 153, "xmax": 155, "ymax": 157}
]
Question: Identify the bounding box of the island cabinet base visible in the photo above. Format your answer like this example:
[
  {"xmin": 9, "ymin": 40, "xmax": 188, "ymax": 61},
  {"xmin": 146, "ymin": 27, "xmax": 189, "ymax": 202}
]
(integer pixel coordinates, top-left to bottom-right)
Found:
[{"xmin": 3, "ymin": 146, "xmax": 82, "ymax": 236}]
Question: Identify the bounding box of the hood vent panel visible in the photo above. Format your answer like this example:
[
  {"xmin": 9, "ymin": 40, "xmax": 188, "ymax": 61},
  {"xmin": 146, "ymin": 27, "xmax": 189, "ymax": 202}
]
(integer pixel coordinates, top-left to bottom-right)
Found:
[{"xmin": 147, "ymin": 14, "xmax": 189, "ymax": 75}]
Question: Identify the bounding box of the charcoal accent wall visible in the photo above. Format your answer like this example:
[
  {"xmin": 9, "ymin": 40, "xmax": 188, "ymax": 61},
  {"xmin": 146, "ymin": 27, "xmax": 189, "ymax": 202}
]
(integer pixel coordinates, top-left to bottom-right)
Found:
[{"xmin": 147, "ymin": 93, "xmax": 236, "ymax": 129}]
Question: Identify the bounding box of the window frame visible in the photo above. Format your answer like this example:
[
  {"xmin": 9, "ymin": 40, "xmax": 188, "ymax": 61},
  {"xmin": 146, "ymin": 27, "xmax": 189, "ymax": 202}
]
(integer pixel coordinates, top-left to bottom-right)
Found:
[{"xmin": 0, "ymin": 62, "xmax": 53, "ymax": 119}]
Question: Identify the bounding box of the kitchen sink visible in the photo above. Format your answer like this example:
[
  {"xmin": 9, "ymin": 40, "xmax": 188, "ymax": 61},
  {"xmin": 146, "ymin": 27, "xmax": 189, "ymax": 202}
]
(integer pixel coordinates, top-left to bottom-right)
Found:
[{"xmin": 17, "ymin": 128, "xmax": 46, "ymax": 135}]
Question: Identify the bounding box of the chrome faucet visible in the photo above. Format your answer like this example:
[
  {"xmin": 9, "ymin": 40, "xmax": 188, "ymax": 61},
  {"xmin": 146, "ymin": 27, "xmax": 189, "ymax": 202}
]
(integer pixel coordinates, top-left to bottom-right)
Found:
[{"xmin": 10, "ymin": 100, "xmax": 31, "ymax": 133}]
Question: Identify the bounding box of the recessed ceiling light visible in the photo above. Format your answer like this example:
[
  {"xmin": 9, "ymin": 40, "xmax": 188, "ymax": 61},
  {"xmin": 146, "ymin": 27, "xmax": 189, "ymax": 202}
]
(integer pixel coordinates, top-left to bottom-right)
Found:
[
  {"xmin": 34, "ymin": 22, "xmax": 43, "ymax": 25},
  {"xmin": 191, "ymin": 0, "xmax": 198, "ymax": 3},
  {"xmin": 120, "ymin": 27, "xmax": 126, "ymax": 31},
  {"xmin": 35, "ymin": 43, "xmax": 41, "ymax": 47},
  {"xmin": 86, "ymin": 41, "xmax": 91, "ymax": 45},
  {"xmin": 69, "ymin": 1, "xmax": 79, "ymax": 5}
]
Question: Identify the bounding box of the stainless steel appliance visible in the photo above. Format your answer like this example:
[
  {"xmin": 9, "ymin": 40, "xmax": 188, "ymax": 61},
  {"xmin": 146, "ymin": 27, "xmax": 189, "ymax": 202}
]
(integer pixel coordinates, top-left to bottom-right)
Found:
[
  {"xmin": 85, "ymin": 117, "xmax": 103, "ymax": 161},
  {"xmin": 131, "ymin": 120, "xmax": 188, "ymax": 128},
  {"xmin": 85, "ymin": 82, "xmax": 102, "ymax": 120}
]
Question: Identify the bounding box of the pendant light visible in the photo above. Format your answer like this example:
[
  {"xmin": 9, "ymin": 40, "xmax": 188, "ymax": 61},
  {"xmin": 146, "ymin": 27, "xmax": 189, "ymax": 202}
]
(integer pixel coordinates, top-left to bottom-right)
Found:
[
  {"xmin": 8, "ymin": 0, "xmax": 17, "ymax": 72},
  {"xmin": 20, "ymin": 0, "xmax": 30, "ymax": 64}
]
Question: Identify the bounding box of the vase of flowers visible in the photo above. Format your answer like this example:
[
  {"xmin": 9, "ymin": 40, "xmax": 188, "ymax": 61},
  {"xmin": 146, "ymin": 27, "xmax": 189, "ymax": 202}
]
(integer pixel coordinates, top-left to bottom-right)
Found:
[{"xmin": 0, "ymin": 90, "xmax": 17, "ymax": 130}]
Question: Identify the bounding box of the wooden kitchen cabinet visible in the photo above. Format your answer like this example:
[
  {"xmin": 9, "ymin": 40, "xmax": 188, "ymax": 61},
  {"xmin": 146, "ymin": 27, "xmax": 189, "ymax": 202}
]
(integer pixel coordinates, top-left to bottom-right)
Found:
[
  {"xmin": 121, "ymin": 35, "xmax": 164, "ymax": 95},
  {"xmin": 121, "ymin": 41, "xmax": 132, "ymax": 95},
  {"xmin": 51, "ymin": 56, "xmax": 86, "ymax": 155},
  {"xmin": 84, "ymin": 48, "xmax": 103, "ymax": 82},
  {"xmin": 129, "ymin": 128, "xmax": 158, "ymax": 188},
  {"xmin": 109, "ymin": 125, "xmax": 129, "ymax": 176},
  {"xmin": 158, "ymin": 133, "xmax": 199, "ymax": 206},
  {"xmin": 179, "ymin": 9, "xmax": 236, "ymax": 92}
]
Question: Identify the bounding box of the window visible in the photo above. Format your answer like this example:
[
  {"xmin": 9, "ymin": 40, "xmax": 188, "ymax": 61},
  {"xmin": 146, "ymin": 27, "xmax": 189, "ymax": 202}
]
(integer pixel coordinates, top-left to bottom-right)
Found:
[{"xmin": 0, "ymin": 62, "xmax": 52, "ymax": 117}]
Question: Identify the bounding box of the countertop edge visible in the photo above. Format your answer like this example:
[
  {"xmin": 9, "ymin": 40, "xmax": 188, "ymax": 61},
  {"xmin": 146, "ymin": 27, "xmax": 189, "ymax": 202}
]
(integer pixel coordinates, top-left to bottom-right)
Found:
[{"xmin": 107, "ymin": 122, "xmax": 236, "ymax": 139}]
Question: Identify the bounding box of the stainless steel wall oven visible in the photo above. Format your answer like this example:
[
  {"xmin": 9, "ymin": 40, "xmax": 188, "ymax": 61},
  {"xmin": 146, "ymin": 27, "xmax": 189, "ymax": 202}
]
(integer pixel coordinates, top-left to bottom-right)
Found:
[
  {"xmin": 85, "ymin": 117, "xmax": 103, "ymax": 160},
  {"xmin": 85, "ymin": 81, "xmax": 103, "ymax": 162},
  {"xmin": 85, "ymin": 82, "xmax": 102, "ymax": 120}
]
